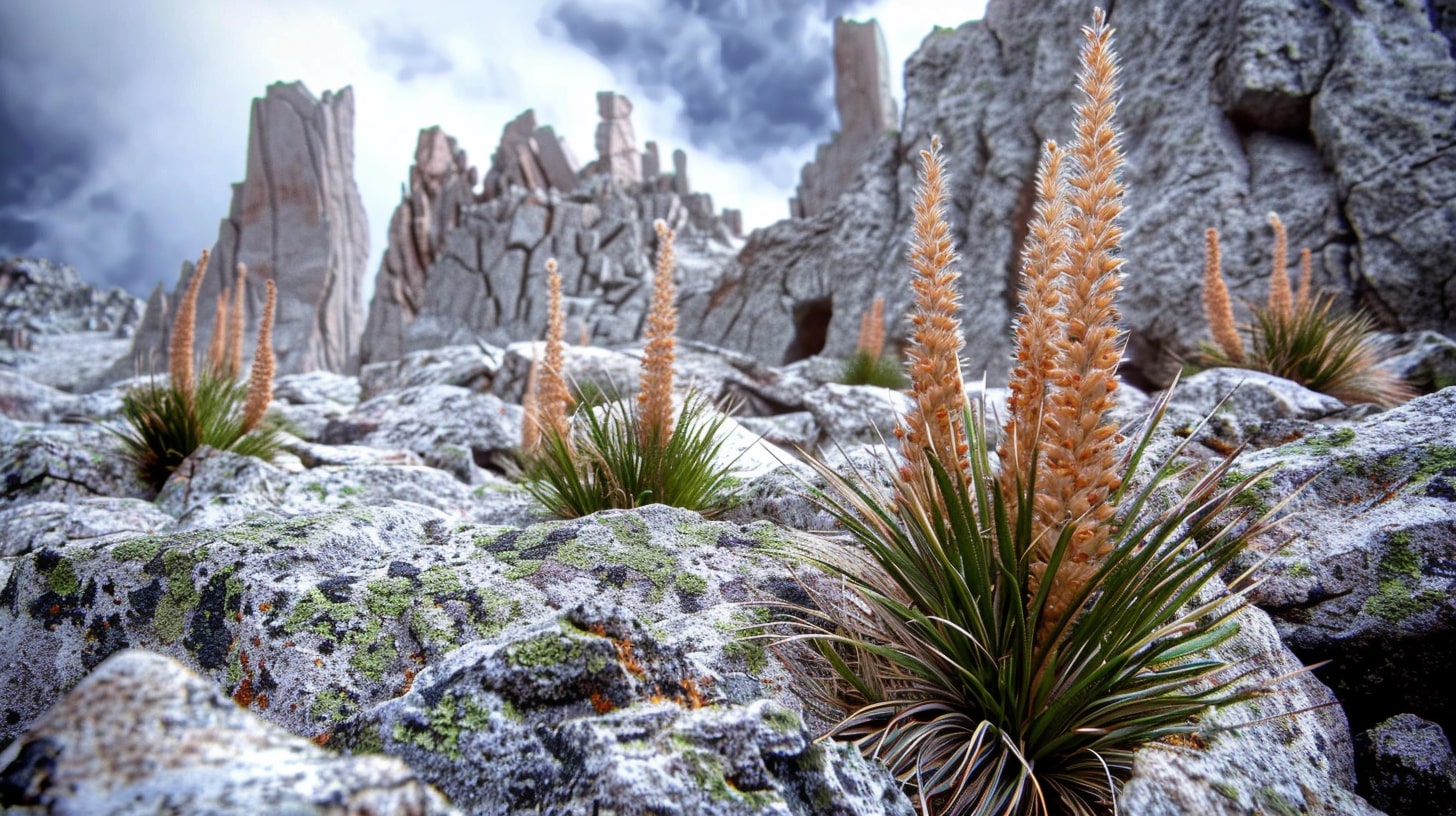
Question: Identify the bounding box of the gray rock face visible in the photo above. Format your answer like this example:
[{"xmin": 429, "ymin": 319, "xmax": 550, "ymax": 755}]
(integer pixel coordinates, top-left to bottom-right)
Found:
[
  {"xmin": 481, "ymin": 110, "xmax": 580, "ymax": 200},
  {"xmin": 1097, "ymin": 593, "xmax": 1375, "ymax": 815},
  {"xmin": 1362, "ymin": 713, "xmax": 1456, "ymax": 816},
  {"xmin": 594, "ymin": 91, "xmax": 642, "ymax": 184},
  {"xmin": 691, "ymin": 0, "xmax": 1456, "ymax": 382},
  {"xmin": 1233, "ymin": 387, "xmax": 1456, "ymax": 735},
  {"xmin": 361, "ymin": 127, "xmax": 479, "ymax": 367},
  {"xmin": 0, "ymin": 257, "xmax": 142, "ymax": 339},
  {"xmin": 0, "ymin": 649, "xmax": 457, "ymax": 815},
  {"xmin": 360, "ymin": 95, "xmax": 743, "ymax": 365},
  {"xmin": 122, "ymin": 81, "xmax": 369, "ymax": 378},
  {"xmin": 335, "ymin": 601, "xmax": 913, "ymax": 816},
  {"xmin": 792, "ymin": 18, "xmax": 899, "ymax": 219},
  {"xmin": 0, "ymin": 258, "xmax": 143, "ymax": 391},
  {"xmin": 396, "ymin": 184, "xmax": 738, "ymax": 355}
]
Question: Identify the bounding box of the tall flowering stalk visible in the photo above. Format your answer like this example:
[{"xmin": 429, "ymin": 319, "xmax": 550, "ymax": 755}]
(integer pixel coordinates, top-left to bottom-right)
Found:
[
  {"xmin": 169, "ymin": 250, "xmax": 209, "ymax": 401},
  {"xmin": 1267, "ymin": 212, "xmax": 1293, "ymax": 321},
  {"xmin": 1202, "ymin": 228, "xmax": 1245, "ymax": 364},
  {"xmin": 896, "ymin": 136, "xmax": 970, "ymax": 505},
  {"xmin": 241, "ymin": 279, "xmax": 276, "ymax": 434},
  {"xmin": 228, "ymin": 263, "xmax": 249, "ymax": 378},
  {"xmin": 1001, "ymin": 140, "xmax": 1070, "ymax": 545},
  {"xmin": 638, "ymin": 220, "xmax": 679, "ymax": 446},
  {"xmin": 856, "ymin": 296, "xmax": 886, "ymax": 360}
]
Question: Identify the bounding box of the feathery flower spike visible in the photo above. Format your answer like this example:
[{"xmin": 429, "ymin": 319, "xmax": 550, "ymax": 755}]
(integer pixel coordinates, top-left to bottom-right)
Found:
[
  {"xmin": 241, "ymin": 279, "xmax": 276, "ymax": 434},
  {"xmin": 169, "ymin": 250, "xmax": 210, "ymax": 400},
  {"xmin": 898, "ymin": 135, "xmax": 970, "ymax": 505},
  {"xmin": 1267, "ymin": 212, "xmax": 1293, "ymax": 321},
  {"xmin": 540, "ymin": 258, "xmax": 573, "ymax": 440},
  {"xmin": 1203, "ymin": 227, "xmax": 1245, "ymax": 364},
  {"xmin": 638, "ymin": 220, "xmax": 679, "ymax": 446}
]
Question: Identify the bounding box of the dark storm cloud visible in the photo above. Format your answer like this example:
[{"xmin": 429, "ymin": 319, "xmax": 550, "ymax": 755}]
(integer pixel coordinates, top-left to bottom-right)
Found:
[
  {"xmin": 365, "ymin": 23, "xmax": 455, "ymax": 82},
  {"xmin": 0, "ymin": 3, "xmax": 210, "ymax": 296},
  {"xmin": 548, "ymin": 0, "xmax": 871, "ymax": 161}
]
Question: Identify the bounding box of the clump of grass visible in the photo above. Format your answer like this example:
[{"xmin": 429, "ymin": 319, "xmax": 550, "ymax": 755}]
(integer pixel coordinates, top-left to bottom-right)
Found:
[
  {"xmin": 523, "ymin": 222, "xmax": 739, "ymax": 518},
  {"xmin": 774, "ymin": 11, "xmax": 1300, "ymax": 815},
  {"xmin": 112, "ymin": 252, "xmax": 284, "ymax": 489},
  {"xmin": 1201, "ymin": 214, "xmax": 1415, "ymax": 408},
  {"xmin": 841, "ymin": 296, "xmax": 908, "ymax": 388}
]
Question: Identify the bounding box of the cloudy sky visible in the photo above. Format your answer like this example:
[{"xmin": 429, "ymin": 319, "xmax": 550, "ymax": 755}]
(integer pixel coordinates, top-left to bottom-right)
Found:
[{"xmin": 0, "ymin": 0, "xmax": 986, "ymax": 298}]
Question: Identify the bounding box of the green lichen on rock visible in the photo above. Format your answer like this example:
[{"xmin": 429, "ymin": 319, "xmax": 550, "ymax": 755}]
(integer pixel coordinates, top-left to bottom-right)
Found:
[
  {"xmin": 420, "ymin": 565, "xmax": 462, "ymax": 596},
  {"xmin": 674, "ymin": 573, "xmax": 708, "ymax": 597},
  {"xmin": 1414, "ymin": 445, "xmax": 1456, "ymax": 482},
  {"xmin": 1302, "ymin": 427, "xmax": 1356, "ymax": 454},
  {"xmin": 153, "ymin": 547, "xmax": 208, "ymax": 643},
  {"xmin": 390, "ymin": 692, "xmax": 494, "ymax": 760},
  {"xmin": 761, "ymin": 704, "xmax": 802, "ymax": 734},
  {"xmin": 1362, "ymin": 579, "xmax": 1441, "ymax": 624},
  {"xmin": 677, "ymin": 743, "xmax": 781, "ymax": 807},
  {"xmin": 111, "ymin": 537, "xmax": 162, "ymax": 563},
  {"xmin": 284, "ymin": 587, "xmax": 359, "ymax": 638},
  {"xmin": 346, "ymin": 616, "xmax": 399, "ymax": 680},
  {"xmin": 43, "ymin": 556, "xmax": 80, "ymax": 597},
  {"xmin": 310, "ymin": 687, "xmax": 360, "ymax": 723},
  {"xmin": 508, "ymin": 624, "xmax": 608, "ymax": 674},
  {"xmin": 365, "ymin": 577, "xmax": 413, "ymax": 618},
  {"xmin": 1362, "ymin": 531, "xmax": 1438, "ymax": 623}
]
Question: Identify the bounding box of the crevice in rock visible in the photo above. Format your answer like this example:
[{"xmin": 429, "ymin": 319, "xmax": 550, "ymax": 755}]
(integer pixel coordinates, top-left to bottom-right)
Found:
[{"xmin": 782, "ymin": 297, "xmax": 833, "ymax": 364}]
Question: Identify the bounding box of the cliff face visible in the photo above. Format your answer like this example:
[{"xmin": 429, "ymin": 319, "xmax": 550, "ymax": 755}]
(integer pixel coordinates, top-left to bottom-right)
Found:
[
  {"xmin": 683, "ymin": 0, "xmax": 1456, "ymax": 385},
  {"xmin": 790, "ymin": 18, "xmax": 899, "ymax": 220},
  {"xmin": 124, "ymin": 81, "xmax": 369, "ymax": 377},
  {"xmin": 359, "ymin": 128, "xmax": 476, "ymax": 367},
  {"xmin": 361, "ymin": 94, "xmax": 742, "ymax": 364}
]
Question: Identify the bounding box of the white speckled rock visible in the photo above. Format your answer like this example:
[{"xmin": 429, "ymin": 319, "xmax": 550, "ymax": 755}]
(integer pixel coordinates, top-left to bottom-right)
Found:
[{"xmin": 0, "ymin": 649, "xmax": 457, "ymax": 815}]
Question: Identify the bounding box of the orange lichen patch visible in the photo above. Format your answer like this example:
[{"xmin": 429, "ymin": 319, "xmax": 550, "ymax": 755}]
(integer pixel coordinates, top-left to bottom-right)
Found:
[
  {"xmin": 613, "ymin": 637, "xmax": 646, "ymax": 678},
  {"xmin": 312, "ymin": 731, "xmax": 332, "ymax": 747},
  {"xmin": 233, "ymin": 676, "xmax": 256, "ymax": 708},
  {"xmin": 255, "ymin": 692, "xmax": 270, "ymax": 711},
  {"xmin": 396, "ymin": 668, "xmax": 417, "ymax": 698},
  {"xmin": 314, "ymin": 657, "xmax": 324, "ymax": 668},
  {"xmin": 258, "ymin": 602, "xmax": 272, "ymax": 613},
  {"xmin": 681, "ymin": 677, "xmax": 706, "ymax": 709},
  {"xmin": 1162, "ymin": 732, "xmax": 1208, "ymax": 750},
  {"xmin": 590, "ymin": 689, "xmax": 616, "ymax": 714}
]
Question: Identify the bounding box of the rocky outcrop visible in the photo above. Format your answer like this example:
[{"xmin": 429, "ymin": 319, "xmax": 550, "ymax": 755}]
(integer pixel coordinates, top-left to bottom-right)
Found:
[
  {"xmin": 0, "ymin": 257, "xmax": 141, "ymax": 341},
  {"xmin": 0, "ymin": 258, "xmax": 143, "ymax": 390},
  {"xmin": 1233, "ymin": 387, "xmax": 1456, "ymax": 736},
  {"xmin": 121, "ymin": 81, "xmax": 369, "ymax": 378},
  {"xmin": 592, "ymin": 91, "xmax": 642, "ymax": 183},
  {"xmin": 791, "ymin": 18, "xmax": 899, "ymax": 219},
  {"xmin": 0, "ymin": 649, "xmax": 456, "ymax": 814},
  {"xmin": 360, "ymin": 128, "xmax": 477, "ymax": 367},
  {"xmin": 688, "ymin": 1, "xmax": 1456, "ymax": 381},
  {"xmin": 362, "ymin": 95, "xmax": 743, "ymax": 364},
  {"xmin": 480, "ymin": 110, "xmax": 579, "ymax": 200}
]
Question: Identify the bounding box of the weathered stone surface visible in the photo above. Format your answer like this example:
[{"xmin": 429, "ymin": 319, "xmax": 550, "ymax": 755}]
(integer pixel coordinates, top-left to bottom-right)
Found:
[
  {"xmin": 335, "ymin": 600, "xmax": 914, "ymax": 816},
  {"xmin": 320, "ymin": 384, "xmax": 523, "ymax": 483},
  {"xmin": 0, "ymin": 498, "xmax": 173, "ymax": 558},
  {"xmin": 120, "ymin": 81, "xmax": 369, "ymax": 378},
  {"xmin": 1232, "ymin": 388, "xmax": 1456, "ymax": 735},
  {"xmin": 693, "ymin": 0, "xmax": 1456, "ymax": 383},
  {"xmin": 595, "ymin": 91, "xmax": 642, "ymax": 183},
  {"xmin": 1361, "ymin": 713, "xmax": 1456, "ymax": 816},
  {"xmin": 792, "ymin": 18, "xmax": 899, "ymax": 219},
  {"xmin": 396, "ymin": 185, "xmax": 738, "ymax": 354},
  {"xmin": 481, "ymin": 110, "xmax": 581, "ymax": 202},
  {"xmin": 0, "ymin": 421, "xmax": 152, "ymax": 511},
  {"xmin": 1119, "ymin": 596, "xmax": 1377, "ymax": 815},
  {"xmin": 361, "ymin": 127, "xmax": 478, "ymax": 367},
  {"xmin": 359, "ymin": 343, "xmax": 501, "ymax": 401},
  {"xmin": 0, "ymin": 257, "xmax": 143, "ymax": 391},
  {"xmin": 0, "ymin": 649, "xmax": 457, "ymax": 815}
]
